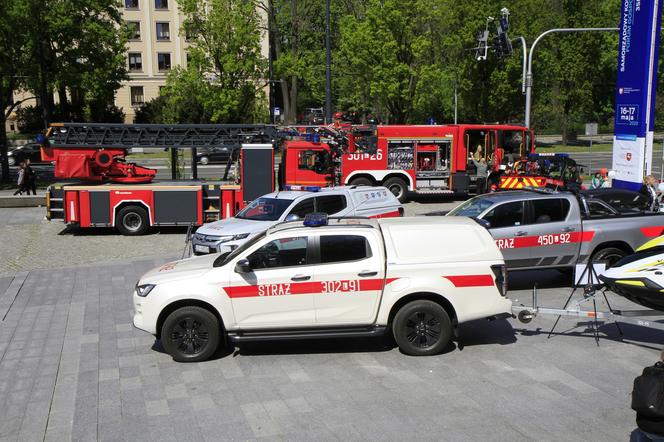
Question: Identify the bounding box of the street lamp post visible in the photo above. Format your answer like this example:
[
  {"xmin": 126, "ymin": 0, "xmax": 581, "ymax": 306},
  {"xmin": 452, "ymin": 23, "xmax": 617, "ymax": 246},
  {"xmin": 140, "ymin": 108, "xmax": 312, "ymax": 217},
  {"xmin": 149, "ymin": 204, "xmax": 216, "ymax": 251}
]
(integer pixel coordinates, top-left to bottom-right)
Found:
[
  {"xmin": 324, "ymin": 0, "xmax": 332, "ymax": 124},
  {"xmin": 524, "ymin": 27, "xmax": 618, "ymax": 128}
]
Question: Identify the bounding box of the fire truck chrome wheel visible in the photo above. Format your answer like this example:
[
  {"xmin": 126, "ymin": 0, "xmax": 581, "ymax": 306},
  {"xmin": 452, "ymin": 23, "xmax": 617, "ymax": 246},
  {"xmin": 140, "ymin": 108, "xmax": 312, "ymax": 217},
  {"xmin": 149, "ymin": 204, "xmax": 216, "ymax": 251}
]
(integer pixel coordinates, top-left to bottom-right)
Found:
[
  {"xmin": 116, "ymin": 205, "xmax": 149, "ymax": 236},
  {"xmin": 392, "ymin": 300, "xmax": 452, "ymax": 356},
  {"xmin": 161, "ymin": 306, "xmax": 221, "ymax": 362},
  {"xmin": 383, "ymin": 177, "xmax": 408, "ymax": 203}
]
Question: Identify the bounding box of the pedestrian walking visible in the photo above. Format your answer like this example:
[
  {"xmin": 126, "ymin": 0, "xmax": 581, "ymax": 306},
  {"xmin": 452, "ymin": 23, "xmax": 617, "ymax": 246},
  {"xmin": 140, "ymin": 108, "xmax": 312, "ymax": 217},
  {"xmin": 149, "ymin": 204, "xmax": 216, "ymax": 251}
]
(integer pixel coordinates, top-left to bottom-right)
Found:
[
  {"xmin": 631, "ymin": 349, "xmax": 664, "ymax": 441},
  {"xmin": 12, "ymin": 161, "xmax": 26, "ymax": 196},
  {"xmin": 24, "ymin": 159, "xmax": 36, "ymax": 195}
]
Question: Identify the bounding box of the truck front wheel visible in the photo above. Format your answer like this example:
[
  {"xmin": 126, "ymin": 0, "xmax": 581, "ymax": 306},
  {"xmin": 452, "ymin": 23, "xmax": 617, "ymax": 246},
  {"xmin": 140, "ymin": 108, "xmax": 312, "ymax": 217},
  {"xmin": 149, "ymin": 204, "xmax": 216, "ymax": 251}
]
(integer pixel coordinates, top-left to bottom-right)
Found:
[
  {"xmin": 383, "ymin": 177, "xmax": 408, "ymax": 203},
  {"xmin": 116, "ymin": 205, "xmax": 149, "ymax": 236},
  {"xmin": 161, "ymin": 306, "xmax": 221, "ymax": 362},
  {"xmin": 392, "ymin": 300, "xmax": 452, "ymax": 356}
]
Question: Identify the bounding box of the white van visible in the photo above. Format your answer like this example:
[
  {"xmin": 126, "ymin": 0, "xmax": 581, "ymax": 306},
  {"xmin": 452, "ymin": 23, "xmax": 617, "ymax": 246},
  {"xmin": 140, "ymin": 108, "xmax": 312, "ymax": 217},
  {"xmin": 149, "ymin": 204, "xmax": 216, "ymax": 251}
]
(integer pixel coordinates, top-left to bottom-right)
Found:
[{"xmin": 192, "ymin": 186, "xmax": 403, "ymax": 255}]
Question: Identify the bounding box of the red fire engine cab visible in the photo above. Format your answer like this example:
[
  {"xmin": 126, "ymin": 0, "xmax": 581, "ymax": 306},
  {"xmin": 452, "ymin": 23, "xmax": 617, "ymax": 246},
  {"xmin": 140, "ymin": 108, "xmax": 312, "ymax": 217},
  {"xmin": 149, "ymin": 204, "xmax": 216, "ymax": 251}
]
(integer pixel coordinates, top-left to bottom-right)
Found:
[{"xmin": 282, "ymin": 124, "xmax": 534, "ymax": 202}]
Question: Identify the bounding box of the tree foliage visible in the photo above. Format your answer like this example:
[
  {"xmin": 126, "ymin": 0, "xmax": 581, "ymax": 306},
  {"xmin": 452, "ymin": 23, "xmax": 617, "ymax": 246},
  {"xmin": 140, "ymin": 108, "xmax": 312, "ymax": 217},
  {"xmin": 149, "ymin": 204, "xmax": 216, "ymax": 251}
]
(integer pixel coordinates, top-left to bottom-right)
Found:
[{"xmin": 161, "ymin": 0, "xmax": 268, "ymax": 124}]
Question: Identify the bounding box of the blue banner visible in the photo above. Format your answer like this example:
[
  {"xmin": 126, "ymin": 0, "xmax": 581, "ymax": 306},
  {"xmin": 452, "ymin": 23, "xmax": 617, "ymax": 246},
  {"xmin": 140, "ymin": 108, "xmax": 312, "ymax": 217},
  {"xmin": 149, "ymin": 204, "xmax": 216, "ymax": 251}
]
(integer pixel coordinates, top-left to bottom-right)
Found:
[{"xmin": 612, "ymin": 0, "xmax": 663, "ymax": 191}]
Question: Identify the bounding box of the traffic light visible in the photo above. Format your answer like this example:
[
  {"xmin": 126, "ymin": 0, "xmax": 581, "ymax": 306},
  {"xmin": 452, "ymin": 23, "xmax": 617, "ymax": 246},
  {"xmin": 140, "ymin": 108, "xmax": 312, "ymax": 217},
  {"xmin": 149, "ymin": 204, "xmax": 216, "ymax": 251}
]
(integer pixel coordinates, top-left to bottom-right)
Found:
[{"xmin": 497, "ymin": 16, "xmax": 512, "ymax": 57}]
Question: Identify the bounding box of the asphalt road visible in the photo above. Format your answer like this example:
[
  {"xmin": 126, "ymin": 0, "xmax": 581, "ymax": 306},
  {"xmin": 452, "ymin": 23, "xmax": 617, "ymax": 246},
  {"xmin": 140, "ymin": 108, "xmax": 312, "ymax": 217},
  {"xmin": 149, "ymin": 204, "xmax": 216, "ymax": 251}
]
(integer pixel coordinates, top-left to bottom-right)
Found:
[{"xmin": 0, "ymin": 204, "xmax": 661, "ymax": 440}]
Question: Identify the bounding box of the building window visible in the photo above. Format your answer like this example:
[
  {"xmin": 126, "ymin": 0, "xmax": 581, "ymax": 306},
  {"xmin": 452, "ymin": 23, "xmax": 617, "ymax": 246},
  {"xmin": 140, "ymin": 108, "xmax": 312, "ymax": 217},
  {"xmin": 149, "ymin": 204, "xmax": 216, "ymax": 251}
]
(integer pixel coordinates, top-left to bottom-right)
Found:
[
  {"xmin": 156, "ymin": 22, "xmax": 170, "ymax": 40},
  {"xmin": 128, "ymin": 53, "xmax": 142, "ymax": 71},
  {"xmin": 125, "ymin": 0, "xmax": 139, "ymax": 8},
  {"xmin": 158, "ymin": 53, "xmax": 171, "ymax": 71},
  {"xmin": 155, "ymin": 0, "xmax": 168, "ymax": 8},
  {"xmin": 127, "ymin": 21, "xmax": 141, "ymax": 40},
  {"xmin": 130, "ymin": 86, "xmax": 144, "ymax": 106}
]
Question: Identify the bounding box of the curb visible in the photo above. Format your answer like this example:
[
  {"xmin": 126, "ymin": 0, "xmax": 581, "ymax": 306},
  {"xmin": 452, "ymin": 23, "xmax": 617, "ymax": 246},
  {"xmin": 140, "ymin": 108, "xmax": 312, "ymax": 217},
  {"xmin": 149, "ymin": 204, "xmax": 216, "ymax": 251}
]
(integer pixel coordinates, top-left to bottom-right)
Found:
[{"xmin": 0, "ymin": 196, "xmax": 46, "ymax": 208}]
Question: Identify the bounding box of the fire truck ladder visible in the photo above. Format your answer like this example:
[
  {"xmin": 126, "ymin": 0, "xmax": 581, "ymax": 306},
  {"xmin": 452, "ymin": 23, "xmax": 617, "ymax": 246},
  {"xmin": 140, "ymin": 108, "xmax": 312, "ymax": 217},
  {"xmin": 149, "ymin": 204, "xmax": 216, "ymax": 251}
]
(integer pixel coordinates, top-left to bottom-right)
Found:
[{"xmin": 47, "ymin": 123, "xmax": 278, "ymax": 180}]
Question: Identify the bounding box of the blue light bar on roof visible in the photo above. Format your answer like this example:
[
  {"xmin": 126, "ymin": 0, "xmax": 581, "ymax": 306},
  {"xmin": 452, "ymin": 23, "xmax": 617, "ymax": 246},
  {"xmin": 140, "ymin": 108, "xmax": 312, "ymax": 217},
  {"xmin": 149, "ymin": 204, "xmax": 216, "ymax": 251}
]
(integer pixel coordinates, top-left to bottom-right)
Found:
[
  {"xmin": 303, "ymin": 213, "xmax": 328, "ymax": 227},
  {"xmin": 284, "ymin": 185, "xmax": 321, "ymax": 192}
]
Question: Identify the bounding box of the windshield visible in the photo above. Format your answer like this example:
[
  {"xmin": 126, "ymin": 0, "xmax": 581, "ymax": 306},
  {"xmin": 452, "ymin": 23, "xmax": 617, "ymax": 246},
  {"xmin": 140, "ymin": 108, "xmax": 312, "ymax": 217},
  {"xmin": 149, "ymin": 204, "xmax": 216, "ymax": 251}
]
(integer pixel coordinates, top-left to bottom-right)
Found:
[
  {"xmin": 235, "ymin": 197, "xmax": 293, "ymax": 221},
  {"xmin": 213, "ymin": 231, "xmax": 267, "ymax": 267},
  {"xmin": 448, "ymin": 196, "xmax": 496, "ymax": 217}
]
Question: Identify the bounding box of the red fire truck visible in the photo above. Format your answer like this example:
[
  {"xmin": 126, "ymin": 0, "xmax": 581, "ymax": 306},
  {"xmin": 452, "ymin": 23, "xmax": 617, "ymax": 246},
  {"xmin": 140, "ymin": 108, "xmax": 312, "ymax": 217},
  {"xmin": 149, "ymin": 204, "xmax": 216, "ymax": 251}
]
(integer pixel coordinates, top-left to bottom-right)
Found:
[
  {"xmin": 43, "ymin": 123, "xmax": 277, "ymax": 235},
  {"xmin": 42, "ymin": 122, "xmax": 534, "ymax": 234},
  {"xmin": 282, "ymin": 124, "xmax": 535, "ymax": 202}
]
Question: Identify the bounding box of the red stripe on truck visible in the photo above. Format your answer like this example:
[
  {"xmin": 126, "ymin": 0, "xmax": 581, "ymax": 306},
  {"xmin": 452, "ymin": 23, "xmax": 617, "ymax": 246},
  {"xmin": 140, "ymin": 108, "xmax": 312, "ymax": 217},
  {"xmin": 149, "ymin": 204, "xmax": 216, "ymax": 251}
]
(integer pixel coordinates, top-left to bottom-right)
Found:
[
  {"xmin": 222, "ymin": 277, "xmax": 399, "ymax": 298},
  {"xmin": 640, "ymin": 226, "xmax": 664, "ymax": 238},
  {"xmin": 444, "ymin": 275, "xmax": 494, "ymax": 287},
  {"xmin": 494, "ymin": 230, "xmax": 595, "ymax": 250},
  {"xmin": 368, "ymin": 210, "xmax": 402, "ymax": 219}
]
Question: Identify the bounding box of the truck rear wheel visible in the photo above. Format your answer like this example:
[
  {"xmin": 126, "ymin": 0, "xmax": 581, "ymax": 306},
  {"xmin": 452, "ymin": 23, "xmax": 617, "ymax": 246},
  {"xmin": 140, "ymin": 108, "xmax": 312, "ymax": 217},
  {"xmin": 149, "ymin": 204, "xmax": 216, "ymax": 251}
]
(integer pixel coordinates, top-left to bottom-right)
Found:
[
  {"xmin": 116, "ymin": 205, "xmax": 149, "ymax": 236},
  {"xmin": 383, "ymin": 177, "xmax": 408, "ymax": 203},
  {"xmin": 161, "ymin": 306, "xmax": 221, "ymax": 362},
  {"xmin": 349, "ymin": 177, "xmax": 373, "ymax": 187},
  {"xmin": 591, "ymin": 246, "xmax": 627, "ymax": 268},
  {"xmin": 392, "ymin": 300, "xmax": 452, "ymax": 356}
]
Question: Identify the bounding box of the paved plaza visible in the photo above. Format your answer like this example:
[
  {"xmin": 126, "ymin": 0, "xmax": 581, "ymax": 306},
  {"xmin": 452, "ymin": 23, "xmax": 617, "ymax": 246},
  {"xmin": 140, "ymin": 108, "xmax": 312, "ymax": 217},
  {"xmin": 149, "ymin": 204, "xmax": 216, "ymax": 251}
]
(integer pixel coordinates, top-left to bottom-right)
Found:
[{"xmin": 0, "ymin": 205, "xmax": 662, "ymax": 441}]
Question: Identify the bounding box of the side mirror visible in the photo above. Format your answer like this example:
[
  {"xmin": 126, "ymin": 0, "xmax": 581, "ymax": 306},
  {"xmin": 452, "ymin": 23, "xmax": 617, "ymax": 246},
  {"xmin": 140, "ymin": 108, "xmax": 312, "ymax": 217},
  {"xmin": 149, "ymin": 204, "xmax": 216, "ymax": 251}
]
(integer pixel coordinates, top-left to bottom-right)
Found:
[
  {"xmin": 285, "ymin": 214, "xmax": 300, "ymax": 222},
  {"xmin": 234, "ymin": 259, "xmax": 252, "ymax": 273}
]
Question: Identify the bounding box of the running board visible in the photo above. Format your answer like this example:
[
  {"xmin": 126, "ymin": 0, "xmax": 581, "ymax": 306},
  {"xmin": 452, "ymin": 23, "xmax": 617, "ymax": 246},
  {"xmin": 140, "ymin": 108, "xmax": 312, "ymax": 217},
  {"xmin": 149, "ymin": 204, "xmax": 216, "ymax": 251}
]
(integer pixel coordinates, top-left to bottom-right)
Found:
[{"xmin": 227, "ymin": 325, "xmax": 388, "ymax": 343}]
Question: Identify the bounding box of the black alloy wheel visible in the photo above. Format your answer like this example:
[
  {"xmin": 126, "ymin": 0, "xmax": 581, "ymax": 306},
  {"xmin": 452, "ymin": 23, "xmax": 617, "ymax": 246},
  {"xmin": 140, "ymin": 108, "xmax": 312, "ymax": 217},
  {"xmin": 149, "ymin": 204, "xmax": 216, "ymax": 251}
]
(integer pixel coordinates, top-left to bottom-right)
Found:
[
  {"xmin": 392, "ymin": 300, "xmax": 452, "ymax": 356},
  {"xmin": 161, "ymin": 306, "xmax": 221, "ymax": 362}
]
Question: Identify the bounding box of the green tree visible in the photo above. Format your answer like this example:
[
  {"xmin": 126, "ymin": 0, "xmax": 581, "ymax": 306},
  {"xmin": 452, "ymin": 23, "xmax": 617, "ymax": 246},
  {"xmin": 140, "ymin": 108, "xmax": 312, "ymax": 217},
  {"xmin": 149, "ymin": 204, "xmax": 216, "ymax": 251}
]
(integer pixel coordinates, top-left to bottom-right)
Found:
[
  {"xmin": 336, "ymin": 0, "xmax": 458, "ymax": 124},
  {"xmin": 0, "ymin": 0, "xmax": 31, "ymax": 182},
  {"xmin": 163, "ymin": 0, "xmax": 267, "ymax": 124},
  {"xmin": 24, "ymin": 0, "xmax": 128, "ymax": 126}
]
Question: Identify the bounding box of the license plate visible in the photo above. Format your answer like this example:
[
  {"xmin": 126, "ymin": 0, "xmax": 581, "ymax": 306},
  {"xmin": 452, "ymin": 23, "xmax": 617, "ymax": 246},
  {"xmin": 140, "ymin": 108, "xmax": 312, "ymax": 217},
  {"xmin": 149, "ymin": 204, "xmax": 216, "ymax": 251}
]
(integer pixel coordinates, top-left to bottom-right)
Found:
[{"xmin": 194, "ymin": 245, "xmax": 210, "ymax": 253}]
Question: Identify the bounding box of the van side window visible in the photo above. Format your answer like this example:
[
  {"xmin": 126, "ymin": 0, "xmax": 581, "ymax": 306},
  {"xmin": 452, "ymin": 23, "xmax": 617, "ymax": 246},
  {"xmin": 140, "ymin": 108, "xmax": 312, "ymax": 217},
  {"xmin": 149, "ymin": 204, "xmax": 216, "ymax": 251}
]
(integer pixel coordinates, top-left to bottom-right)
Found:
[
  {"xmin": 248, "ymin": 237, "xmax": 308, "ymax": 269},
  {"xmin": 316, "ymin": 195, "xmax": 346, "ymax": 215},
  {"xmin": 288, "ymin": 198, "xmax": 315, "ymax": 218},
  {"xmin": 320, "ymin": 235, "xmax": 371, "ymax": 263},
  {"xmin": 483, "ymin": 201, "xmax": 524, "ymax": 228},
  {"xmin": 531, "ymin": 199, "xmax": 570, "ymax": 223}
]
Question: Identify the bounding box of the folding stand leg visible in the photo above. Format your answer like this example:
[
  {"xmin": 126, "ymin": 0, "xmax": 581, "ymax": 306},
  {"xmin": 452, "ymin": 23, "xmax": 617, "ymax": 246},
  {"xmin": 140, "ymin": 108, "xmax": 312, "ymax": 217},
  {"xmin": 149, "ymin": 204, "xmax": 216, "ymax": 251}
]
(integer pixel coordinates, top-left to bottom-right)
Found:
[
  {"xmin": 601, "ymin": 289, "xmax": 624, "ymax": 336},
  {"xmin": 592, "ymin": 297, "xmax": 600, "ymax": 346},
  {"xmin": 548, "ymin": 264, "xmax": 589, "ymax": 339}
]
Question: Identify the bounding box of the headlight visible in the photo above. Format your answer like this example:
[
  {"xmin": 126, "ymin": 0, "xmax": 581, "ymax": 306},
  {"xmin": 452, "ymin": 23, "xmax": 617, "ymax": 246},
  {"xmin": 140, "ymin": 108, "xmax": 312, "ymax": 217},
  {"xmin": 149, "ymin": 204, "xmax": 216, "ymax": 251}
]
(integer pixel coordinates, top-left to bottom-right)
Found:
[
  {"xmin": 202, "ymin": 233, "xmax": 250, "ymax": 243},
  {"xmin": 135, "ymin": 283, "xmax": 155, "ymax": 297}
]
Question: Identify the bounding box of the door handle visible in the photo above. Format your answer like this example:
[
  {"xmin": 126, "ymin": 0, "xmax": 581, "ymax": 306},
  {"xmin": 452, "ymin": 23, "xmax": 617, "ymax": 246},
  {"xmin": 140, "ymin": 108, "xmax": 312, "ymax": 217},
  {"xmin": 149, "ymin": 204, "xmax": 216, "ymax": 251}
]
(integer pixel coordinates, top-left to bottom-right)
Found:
[
  {"xmin": 514, "ymin": 231, "xmax": 527, "ymax": 237},
  {"xmin": 291, "ymin": 275, "xmax": 311, "ymax": 281},
  {"xmin": 562, "ymin": 227, "xmax": 575, "ymax": 232},
  {"xmin": 358, "ymin": 270, "xmax": 378, "ymax": 277}
]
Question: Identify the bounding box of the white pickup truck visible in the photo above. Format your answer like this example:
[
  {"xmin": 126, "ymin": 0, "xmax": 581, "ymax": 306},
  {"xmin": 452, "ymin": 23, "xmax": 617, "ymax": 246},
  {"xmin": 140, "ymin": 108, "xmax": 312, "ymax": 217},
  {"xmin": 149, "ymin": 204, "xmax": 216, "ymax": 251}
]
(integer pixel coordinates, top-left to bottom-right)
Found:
[{"xmin": 133, "ymin": 215, "xmax": 511, "ymax": 362}]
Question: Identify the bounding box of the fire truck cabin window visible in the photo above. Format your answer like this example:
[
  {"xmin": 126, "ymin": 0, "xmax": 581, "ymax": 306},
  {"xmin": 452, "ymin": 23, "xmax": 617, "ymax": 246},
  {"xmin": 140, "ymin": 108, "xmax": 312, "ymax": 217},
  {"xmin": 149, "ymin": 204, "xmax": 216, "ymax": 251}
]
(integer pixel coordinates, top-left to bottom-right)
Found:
[
  {"xmin": 298, "ymin": 150, "xmax": 326, "ymax": 172},
  {"xmin": 501, "ymin": 130, "xmax": 525, "ymax": 158}
]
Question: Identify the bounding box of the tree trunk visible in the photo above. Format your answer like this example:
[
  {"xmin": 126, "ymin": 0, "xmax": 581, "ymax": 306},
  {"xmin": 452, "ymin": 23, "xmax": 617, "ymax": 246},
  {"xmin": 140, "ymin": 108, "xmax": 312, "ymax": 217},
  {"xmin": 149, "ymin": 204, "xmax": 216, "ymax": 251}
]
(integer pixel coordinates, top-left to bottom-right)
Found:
[
  {"xmin": 0, "ymin": 91, "xmax": 9, "ymax": 183},
  {"xmin": 288, "ymin": 75, "xmax": 297, "ymax": 124},
  {"xmin": 58, "ymin": 84, "xmax": 69, "ymax": 121}
]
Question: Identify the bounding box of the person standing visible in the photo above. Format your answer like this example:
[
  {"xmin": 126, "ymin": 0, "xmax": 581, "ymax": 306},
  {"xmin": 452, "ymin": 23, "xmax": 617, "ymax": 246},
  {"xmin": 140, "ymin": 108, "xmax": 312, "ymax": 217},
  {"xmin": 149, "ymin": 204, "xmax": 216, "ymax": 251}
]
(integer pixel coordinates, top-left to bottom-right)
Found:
[
  {"xmin": 13, "ymin": 161, "xmax": 26, "ymax": 196},
  {"xmin": 641, "ymin": 175, "xmax": 659, "ymax": 212},
  {"xmin": 473, "ymin": 157, "xmax": 488, "ymax": 194},
  {"xmin": 632, "ymin": 349, "xmax": 664, "ymax": 441},
  {"xmin": 24, "ymin": 159, "xmax": 36, "ymax": 195}
]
